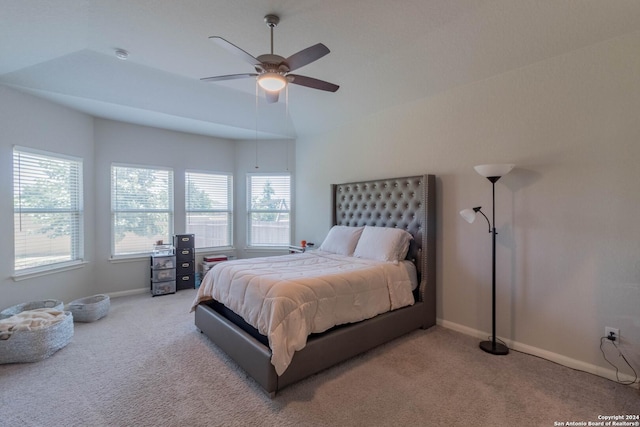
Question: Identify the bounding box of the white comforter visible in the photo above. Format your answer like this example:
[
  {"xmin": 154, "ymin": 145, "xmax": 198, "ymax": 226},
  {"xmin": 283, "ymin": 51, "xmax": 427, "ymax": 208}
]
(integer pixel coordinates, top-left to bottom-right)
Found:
[{"xmin": 191, "ymin": 251, "xmax": 416, "ymax": 375}]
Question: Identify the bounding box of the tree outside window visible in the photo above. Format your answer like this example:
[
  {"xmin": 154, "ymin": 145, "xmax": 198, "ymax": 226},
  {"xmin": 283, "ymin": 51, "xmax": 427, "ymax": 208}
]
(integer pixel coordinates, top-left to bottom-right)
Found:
[
  {"xmin": 111, "ymin": 165, "xmax": 173, "ymax": 257},
  {"xmin": 247, "ymin": 174, "xmax": 290, "ymax": 247},
  {"xmin": 185, "ymin": 171, "xmax": 232, "ymax": 249},
  {"xmin": 13, "ymin": 147, "xmax": 83, "ymax": 273}
]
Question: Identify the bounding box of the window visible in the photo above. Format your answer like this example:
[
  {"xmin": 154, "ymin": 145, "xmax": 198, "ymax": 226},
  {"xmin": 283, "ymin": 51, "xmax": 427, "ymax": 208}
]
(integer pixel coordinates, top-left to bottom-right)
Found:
[
  {"xmin": 13, "ymin": 147, "xmax": 84, "ymax": 274},
  {"xmin": 247, "ymin": 174, "xmax": 291, "ymax": 247},
  {"xmin": 111, "ymin": 165, "xmax": 173, "ymax": 257},
  {"xmin": 185, "ymin": 171, "xmax": 233, "ymax": 249}
]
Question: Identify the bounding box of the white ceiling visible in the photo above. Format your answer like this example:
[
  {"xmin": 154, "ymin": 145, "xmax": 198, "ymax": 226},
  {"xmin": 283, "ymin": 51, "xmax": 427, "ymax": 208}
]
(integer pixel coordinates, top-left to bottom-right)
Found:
[{"xmin": 2, "ymin": 0, "xmax": 640, "ymax": 140}]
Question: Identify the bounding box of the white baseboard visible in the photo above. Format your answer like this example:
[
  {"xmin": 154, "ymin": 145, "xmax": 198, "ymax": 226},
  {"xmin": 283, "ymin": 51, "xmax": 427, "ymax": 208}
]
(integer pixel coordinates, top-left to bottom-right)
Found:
[
  {"xmin": 106, "ymin": 288, "xmax": 148, "ymax": 299},
  {"xmin": 437, "ymin": 319, "xmax": 639, "ymax": 389}
]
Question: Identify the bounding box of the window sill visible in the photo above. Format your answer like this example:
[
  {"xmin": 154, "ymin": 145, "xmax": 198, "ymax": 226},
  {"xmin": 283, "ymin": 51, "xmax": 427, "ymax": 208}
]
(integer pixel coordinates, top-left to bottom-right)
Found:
[
  {"xmin": 195, "ymin": 246, "xmax": 235, "ymax": 254},
  {"xmin": 109, "ymin": 255, "xmax": 150, "ymax": 264},
  {"xmin": 244, "ymin": 247, "xmax": 289, "ymax": 253},
  {"xmin": 13, "ymin": 261, "xmax": 87, "ymax": 282}
]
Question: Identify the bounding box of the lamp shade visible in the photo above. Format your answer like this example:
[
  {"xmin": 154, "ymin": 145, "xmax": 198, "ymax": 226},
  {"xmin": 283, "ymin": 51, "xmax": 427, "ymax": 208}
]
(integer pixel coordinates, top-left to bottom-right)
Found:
[
  {"xmin": 474, "ymin": 164, "xmax": 515, "ymax": 179},
  {"xmin": 460, "ymin": 208, "xmax": 477, "ymax": 224},
  {"xmin": 258, "ymin": 72, "xmax": 287, "ymax": 92}
]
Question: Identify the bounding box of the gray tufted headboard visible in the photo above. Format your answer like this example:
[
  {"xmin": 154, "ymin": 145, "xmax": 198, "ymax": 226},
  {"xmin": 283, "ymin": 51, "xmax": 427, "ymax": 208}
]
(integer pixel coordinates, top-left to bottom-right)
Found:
[{"xmin": 331, "ymin": 175, "xmax": 436, "ymax": 309}]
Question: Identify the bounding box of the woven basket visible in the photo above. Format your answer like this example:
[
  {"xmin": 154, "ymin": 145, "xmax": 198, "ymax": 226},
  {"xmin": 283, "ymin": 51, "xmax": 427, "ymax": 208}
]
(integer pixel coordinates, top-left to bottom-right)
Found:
[
  {"xmin": 0, "ymin": 311, "xmax": 74, "ymax": 364},
  {"xmin": 66, "ymin": 294, "xmax": 110, "ymax": 322},
  {"xmin": 0, "ymin": 299, "xmax": 64, "ymax": 320}
]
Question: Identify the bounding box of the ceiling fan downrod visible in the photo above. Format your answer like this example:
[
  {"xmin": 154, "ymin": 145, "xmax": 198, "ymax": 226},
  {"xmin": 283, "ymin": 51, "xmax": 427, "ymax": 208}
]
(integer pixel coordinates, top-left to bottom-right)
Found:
[
  {"xmin": 201, "ymin": 12, "xmax": 339, "ymax": 102},
  {"xmin": 264, "ymin": 14, "xmax": 279, "ymax": 55}
]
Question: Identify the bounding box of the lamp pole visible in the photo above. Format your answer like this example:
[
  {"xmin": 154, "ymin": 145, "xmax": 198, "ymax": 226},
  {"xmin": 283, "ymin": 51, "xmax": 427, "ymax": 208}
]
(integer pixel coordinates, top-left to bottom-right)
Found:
[
  {"xmin": 479, "ymin": 176, "xmax": 509, "ymax": 355},
  {"xmin": 461, "ymin": 163, "xmax": 514, "ymax": 355}
]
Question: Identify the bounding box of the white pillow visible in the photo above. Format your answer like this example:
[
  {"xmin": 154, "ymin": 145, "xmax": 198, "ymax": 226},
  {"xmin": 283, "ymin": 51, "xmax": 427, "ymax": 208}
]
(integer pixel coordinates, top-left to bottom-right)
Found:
[
  {"xmin": 318, "ymin": 226, "xmax": 364, "ymax": 256},
  {"xmin": 353, "ymin": 226, "xmax": 413, "ymax": 263}
]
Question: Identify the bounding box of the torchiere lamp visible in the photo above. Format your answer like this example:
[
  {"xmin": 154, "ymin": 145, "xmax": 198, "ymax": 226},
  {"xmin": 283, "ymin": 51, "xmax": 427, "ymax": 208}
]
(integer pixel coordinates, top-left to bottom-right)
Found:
[{"xmin": 460, "ymin": 163, "xmax": 515, "ymax": 355}]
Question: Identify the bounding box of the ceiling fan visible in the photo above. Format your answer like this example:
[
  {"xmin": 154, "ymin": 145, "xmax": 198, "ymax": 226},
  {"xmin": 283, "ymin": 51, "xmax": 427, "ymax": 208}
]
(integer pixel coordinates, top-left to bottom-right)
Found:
[{"xmin": 201, "ymin": 14, "xmax": 339, "ymax": 103}]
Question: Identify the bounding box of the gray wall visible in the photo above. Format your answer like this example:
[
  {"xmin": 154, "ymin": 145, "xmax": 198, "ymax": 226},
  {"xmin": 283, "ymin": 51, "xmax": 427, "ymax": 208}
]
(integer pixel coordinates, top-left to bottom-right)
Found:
[
  {"xmin": 92, "ymin": 118, "xmax": 236, "ymax": 296},
  {"xmin": 0, "ymin": 86, "xmax": 96, "ymax": 307},
  {"xmin": 295, "ymin": 32, "xmax": 640, "ymax": 381},
  {"xmin": 2, "ymin": 30, "xmax": 638, "ymax": 383},
  {"xmin": 0, "ymin": 90, "xmax": 294, "ymax": 307},
  {"xmin": 233, "ymin": 138, "xmax": 295, "ymax": 260}
]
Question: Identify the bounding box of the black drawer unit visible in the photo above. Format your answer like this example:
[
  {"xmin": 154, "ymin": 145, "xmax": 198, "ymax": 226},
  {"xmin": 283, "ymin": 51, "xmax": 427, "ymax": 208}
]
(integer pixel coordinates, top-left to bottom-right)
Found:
[
  {"xmin": 176, "ymin": 247, "xmax": 194, "ymax": 259},
  {"xmin": 174, "ymin": 234, "xmax": 195, "ymax": 291},
  {"xmin": 173, "ymin": 234, "xmax": 195, "ymax": 249},
  {"xmin": 177, "ymin": 259, "xmax": 195, "ymax": 276},
  {"xmin": 177, "ymin": 274, "xmax": 196, "ymax": 290}
]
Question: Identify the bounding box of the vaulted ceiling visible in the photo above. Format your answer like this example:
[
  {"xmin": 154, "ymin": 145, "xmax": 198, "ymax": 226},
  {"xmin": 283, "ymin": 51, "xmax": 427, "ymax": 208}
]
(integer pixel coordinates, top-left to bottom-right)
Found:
[{"xmin": 2, "ymin": 0, "xmax": 640, "ymax": 140}]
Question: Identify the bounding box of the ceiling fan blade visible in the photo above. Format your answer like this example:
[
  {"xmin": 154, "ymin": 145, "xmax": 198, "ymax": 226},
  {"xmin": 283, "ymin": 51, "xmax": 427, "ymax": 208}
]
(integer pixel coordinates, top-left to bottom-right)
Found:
[
  {"xmin": 209, "ymin": 36, "xmax": 262, "ymax": 66},
  {"xmin": 288, "ymin": 74, "xmax": 339, "ymax": 92},
  {"xmin": 265, "ymin": 91, "xmax": 279, "ymax": 103},
  {"xmin": 285, "ymin": 43, "xmax": 330, "ymax": 72},
  {"xmin": 200, "ymin": 73, "xmax": 258, "ymax": 82}
]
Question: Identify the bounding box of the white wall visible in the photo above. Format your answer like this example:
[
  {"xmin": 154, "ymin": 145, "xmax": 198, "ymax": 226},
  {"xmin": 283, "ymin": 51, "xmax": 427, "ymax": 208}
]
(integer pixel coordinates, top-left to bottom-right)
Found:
[
  {"xmin": 92, "ymin": 119, "xmax": 236, "ymax": 295},
  {"xmin": 2, "ymin": 31, "xmax": 637, "ymax": 382},
  {"xmin": 233, "ymin": 138, "xmax": 295, "ymax": 259},
  {"xmin": 0, "ymin": 86, "xmax": 96, "ymax": 308},
  {"xmin": 0, "ymin": 94, "xmax": 294, "ymax": 308},
  {"xmin": 295, "ymin": 32, "xmax": 640, "ymax": 379}
]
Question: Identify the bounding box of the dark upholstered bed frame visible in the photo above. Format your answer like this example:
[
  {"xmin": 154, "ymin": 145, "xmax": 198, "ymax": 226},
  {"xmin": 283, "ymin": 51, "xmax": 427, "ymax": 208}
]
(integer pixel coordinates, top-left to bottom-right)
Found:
[{"xmin": 194, "ymin": 174, "xmax": 436, "ymax": 397}]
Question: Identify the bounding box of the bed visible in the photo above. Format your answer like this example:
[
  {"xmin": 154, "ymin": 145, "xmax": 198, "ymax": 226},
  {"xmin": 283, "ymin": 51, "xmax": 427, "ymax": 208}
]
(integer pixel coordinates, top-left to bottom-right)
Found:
[{"xmin": 193, "ymin": 174, "xmax": 436, "ymax": 397}]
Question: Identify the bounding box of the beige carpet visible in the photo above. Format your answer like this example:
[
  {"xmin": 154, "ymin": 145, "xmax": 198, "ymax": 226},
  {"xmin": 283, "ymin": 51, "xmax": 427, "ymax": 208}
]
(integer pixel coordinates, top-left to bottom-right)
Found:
[{"xmin": 1, "ymin": 289, "xmax": 637, "ymax": 426}]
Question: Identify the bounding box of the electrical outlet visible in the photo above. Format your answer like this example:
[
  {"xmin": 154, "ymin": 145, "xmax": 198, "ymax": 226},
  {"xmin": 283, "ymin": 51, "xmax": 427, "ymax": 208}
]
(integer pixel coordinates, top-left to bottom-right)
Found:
[{"xmin": 605, "ymin": 327, "xmax": 620, "ymax": 341}]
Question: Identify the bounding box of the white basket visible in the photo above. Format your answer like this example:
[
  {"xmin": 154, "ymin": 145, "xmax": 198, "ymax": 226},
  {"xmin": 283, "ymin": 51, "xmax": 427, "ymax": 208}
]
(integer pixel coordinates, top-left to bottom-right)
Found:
[
  {"xmin": 0, "ymin": 311, "xmax": 74, "ymax": 364},
  {"xmin": 66, "ymin": 294, "xmax": 110, "ymax": 322},
  {"xmin": 0, "ymin": 299, "xmax": 64, "ymax": 320}
]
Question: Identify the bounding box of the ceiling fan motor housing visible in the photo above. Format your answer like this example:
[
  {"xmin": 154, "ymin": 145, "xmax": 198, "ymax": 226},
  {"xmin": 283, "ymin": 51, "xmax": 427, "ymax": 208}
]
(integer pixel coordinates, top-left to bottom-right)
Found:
[
  {"xmin": 255, "ymin": 54, "xmax": 289, "ymax": 74},
  {"xmin": 201, "ymin": 12, "xmax": 339, "ymax": 100},
  {"xmin": 264, "ymin": 14, "xmax": 280, "ymax": 27}
]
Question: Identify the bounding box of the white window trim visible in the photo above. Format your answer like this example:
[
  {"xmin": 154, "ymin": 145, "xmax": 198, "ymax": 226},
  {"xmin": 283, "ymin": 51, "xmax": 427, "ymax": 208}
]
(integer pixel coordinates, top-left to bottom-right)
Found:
[
  {"xmin": 13, "ymin": 145, "xmax": 84, "ymax": 277},
  {"xmin": 246, "ymin": 172, "xmax": 292, "ymax": 248},
  {"xmin": 12, "ymin": 260, "xmax": 87, "ymax": 281},
  {"xmin": 185, "ymin": 169, "xmax": 234, "ymax": 250},
  {"xmin": 110, "ymin": 163, "xmax": 174, "ymax": 260}
]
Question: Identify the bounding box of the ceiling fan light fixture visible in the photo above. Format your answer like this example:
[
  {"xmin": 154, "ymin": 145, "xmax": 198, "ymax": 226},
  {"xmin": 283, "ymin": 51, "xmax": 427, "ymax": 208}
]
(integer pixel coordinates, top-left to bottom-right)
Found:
[
  {"xmin": 258, "ymin": 72, "xmax": 287, "ymax": 92},
  {"xmin": 202, "ymin": 15, "xmax": 339, "ymax": 96}
]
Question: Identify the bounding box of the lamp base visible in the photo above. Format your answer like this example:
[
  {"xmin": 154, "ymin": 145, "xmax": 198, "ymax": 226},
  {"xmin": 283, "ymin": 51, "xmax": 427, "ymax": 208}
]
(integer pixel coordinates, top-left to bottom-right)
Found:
[{"xmin": 479, "ymin": 340, "xmax": 509, "ymax": 355}]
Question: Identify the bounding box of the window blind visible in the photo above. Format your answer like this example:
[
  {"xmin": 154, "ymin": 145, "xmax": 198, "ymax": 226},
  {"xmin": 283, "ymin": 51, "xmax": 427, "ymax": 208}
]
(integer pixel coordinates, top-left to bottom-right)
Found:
[
  {"xmin": 247, "ymin": 174, "xmax": 291, "ymax": 247},
  {"xmin": 185, "ymin": 171, "xmax": 233, "ymax": 248},
  {"xmin": 111, "ymin": 165, "xmax": 173, "ymax": 257},
  {"xmin": 13, "ymin": 147, "xmax": 84, "ymax": 273}
]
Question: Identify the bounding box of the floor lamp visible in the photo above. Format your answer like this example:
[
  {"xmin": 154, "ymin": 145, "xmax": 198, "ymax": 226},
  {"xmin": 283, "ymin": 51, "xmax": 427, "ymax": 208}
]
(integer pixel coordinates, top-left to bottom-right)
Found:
[{"xmin": 460, "ymin": 163, "xmax": 515, "ymax": 355}]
